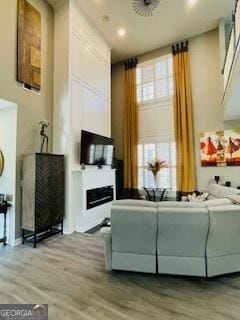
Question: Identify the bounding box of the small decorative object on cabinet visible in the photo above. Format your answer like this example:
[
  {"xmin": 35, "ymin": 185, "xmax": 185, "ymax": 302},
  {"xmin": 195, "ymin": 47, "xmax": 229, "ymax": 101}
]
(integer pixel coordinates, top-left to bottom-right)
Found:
[
  {"xmin": 22, "ymin": 153, "xmax": 64, "ymax": 248},
  {"xmin": 39, "ymin": 120, "xmax": 50, "ymax": 153}
]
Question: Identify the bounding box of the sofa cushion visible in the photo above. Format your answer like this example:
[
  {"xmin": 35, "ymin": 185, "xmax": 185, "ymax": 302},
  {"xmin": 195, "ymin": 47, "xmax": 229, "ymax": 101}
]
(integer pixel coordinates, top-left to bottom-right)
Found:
[
  {"xmin": 207, "ymin": 194, "xmax": 217, "ymax": 200},
  {"xmin": 158, "ymin": 201, "xmax": 206, "ymax": 208},
  {"xmin": 204, "ymin": 198, "xmax": 232, "ymax": 207},
  {"xmin": 111, "ymin": 206, "xmax": 157, "ymax": 255},
  {"xmin": 208, "ymin": 204, "xmax": 240, "ymax": 213},
  {"xmin": 157, "ymin": 207, "xmax": 209, "ymax": 257},
  {"xmin": 112, "ymin": 199, "xmax": 157, "ymax": 208},
  {"xmin": 208, "ymin": 183, "xmax": 240, "ymax": 198},
  {"xmin": 208, "ymin": 184, "xmax": 221, "ymax": 198},
  {"xmin": 218, "ymin": 186, "xmax": 240, "ymax": 198}
]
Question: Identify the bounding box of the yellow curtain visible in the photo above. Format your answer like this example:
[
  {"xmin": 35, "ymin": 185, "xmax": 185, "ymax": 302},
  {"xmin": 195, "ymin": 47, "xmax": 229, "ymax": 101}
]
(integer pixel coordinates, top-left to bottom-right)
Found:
[
  {"xmin": 124, "ymin": 59, "xmax": 138, "ymax": 189},
  {"xmin": 172, "ymin": 42, "xmax": 196, "ymax": 195}
]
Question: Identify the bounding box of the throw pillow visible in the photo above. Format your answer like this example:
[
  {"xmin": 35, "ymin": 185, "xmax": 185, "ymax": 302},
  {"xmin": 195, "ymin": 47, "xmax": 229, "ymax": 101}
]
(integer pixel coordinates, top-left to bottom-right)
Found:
[{"xmin": 188, "ymin": 192, "xmax": 210, "ymax": 203}]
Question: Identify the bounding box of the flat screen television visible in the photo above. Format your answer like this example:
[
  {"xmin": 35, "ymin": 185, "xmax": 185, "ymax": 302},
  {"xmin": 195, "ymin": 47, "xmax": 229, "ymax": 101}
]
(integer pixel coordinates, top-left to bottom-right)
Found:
[{"xmin": 80, "ymin": 130, "xmax": 114, "ymax": 168}]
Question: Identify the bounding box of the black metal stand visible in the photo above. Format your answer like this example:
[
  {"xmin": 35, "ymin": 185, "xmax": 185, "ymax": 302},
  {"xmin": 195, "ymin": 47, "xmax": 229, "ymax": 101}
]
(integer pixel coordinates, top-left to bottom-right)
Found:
[
  {"xmin": 40, "ymin": 134, "xmax": 49, "ymax": 153},
  {"xmin": 144, "ymin": 188, "xmax": 167, "ymax": 202},
  {"xmin": 22, "ymin": 221, "xmax": 64, "ymax": 248}
]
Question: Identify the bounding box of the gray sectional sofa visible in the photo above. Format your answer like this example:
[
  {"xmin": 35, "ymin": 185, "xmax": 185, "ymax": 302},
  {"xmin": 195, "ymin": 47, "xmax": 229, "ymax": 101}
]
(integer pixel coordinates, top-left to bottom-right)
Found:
[{"xmin": 101, "ymin": 184, "xmax": 240, "ymax": 277}]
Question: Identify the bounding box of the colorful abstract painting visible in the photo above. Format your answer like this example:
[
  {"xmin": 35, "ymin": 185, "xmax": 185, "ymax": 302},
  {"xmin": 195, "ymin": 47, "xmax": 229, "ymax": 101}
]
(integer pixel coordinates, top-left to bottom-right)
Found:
[
  {"xmin": 200, "ymin": 129, "xmax": 240, "ymax": 167},
  {"xmin": 17, "ymin": 0, "xmax": 41, "ymax": 90}
]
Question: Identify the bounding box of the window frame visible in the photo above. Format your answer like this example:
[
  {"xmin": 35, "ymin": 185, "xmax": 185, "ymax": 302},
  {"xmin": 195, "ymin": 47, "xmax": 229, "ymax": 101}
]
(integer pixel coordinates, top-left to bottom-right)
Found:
[{"xmin": 137, "ymin": 54, "xmax": 174, "ymax": 106}]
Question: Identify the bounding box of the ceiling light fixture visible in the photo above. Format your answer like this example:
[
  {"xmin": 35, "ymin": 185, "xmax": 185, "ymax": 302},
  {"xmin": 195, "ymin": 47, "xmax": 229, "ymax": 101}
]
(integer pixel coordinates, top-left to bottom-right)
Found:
[
  {"xmin": 118, "ymin": 29, "xmax": 126, "ymax": 37},
  {"xmin": 133, "ymin": 0, "xmax": 160, "ymax": 17}
]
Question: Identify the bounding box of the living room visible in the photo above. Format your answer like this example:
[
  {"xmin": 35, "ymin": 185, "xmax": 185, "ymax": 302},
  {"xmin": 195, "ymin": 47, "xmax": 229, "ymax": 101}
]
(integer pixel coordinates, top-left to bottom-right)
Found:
[{"xmin": 1, "ymin": 0, "xmax": 240, "ymax": 319}]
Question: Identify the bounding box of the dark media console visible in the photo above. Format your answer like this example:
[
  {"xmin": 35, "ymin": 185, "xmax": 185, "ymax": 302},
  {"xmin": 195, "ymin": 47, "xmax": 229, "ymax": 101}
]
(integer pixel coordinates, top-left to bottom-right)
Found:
[{"xmin": 87, "ymin": 186, "xmax": 114, "ymax": 210}]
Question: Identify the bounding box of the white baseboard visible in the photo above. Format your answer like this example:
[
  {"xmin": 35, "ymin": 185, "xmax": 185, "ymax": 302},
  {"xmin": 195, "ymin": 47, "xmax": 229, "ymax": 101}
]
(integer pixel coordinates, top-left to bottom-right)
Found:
[
  {"xmin": 75, "ymin": 218, "xmax": 104, "ymax": 233},
  {"xmin": 63, "ymin": 229, "xmax": 75, "ymax": 235},
  {"xmin": 13, "ymin": 238, "xmax": 22, "ymax": 247}
]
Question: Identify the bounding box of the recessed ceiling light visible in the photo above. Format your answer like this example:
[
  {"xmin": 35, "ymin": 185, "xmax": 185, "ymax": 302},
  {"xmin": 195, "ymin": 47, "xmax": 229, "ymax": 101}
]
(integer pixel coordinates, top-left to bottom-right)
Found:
[
  {"xmin": 187, "ymin": 0, "xmax": 198, "ymax": 8},
  {"xmin": 118, "ymin": 29, "xmax": 126, "ymax": 37}
]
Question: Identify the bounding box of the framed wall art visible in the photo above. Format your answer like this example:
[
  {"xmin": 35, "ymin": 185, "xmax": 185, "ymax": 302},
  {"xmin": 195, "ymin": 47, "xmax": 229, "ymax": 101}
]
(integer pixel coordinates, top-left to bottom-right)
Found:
[
  {"xmin": 17, "ymin": 0, "xmax": 41, "ymax": 90},
  {"xmin": 200, "ymin": 129, "xmax": 240, "ymax": 167},
  {"xmin": 0, "ymin": 150, "xmax": 4, "ymax": 177}
]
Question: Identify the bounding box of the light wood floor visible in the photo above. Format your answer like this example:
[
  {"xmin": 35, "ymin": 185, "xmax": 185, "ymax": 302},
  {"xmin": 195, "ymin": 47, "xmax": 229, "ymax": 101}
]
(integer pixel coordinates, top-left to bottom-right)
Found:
[{"xmin": 1, "ymin": 233, "xmax": 240, "ymax": 320}]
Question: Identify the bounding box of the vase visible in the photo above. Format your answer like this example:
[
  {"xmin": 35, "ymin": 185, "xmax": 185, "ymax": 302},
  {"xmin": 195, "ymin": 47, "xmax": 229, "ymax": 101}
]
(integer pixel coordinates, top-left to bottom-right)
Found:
[{"xmin": 153, "ymin": 173, "xmax": 158, "ymax": 190}]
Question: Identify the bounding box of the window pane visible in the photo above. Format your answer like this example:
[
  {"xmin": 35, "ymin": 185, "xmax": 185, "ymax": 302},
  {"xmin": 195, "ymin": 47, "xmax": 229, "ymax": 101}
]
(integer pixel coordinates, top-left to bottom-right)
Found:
[
  {"xmin": 136, "ymin": 68, "xmax": 142, "ymax": 85},
  {"xmin": 168, "ymin": 58, "xmax": 173, "ymax": 76},
  {"xmin": 171, "ymin": 167, "xmax": 176, "ymax": 190},
  {"xmin": 158, "ymin": 168, "xmax": 171, "ymax": 189},
  {"xmin": 157, "ymin": 142, "xmax": 170, "ymax": 162},
  {"xmin": 156, "ymin": 79, "xmax": 168, "ymax": 98},
  {"xmin": 171, "ymin": 142, "xmax": 176, "ymax": 166},
  {"xmin": 168, "ymin": 76, "xmax": 174, "ymax": 96},
  {"xmin": 155, "ymin": 60, "xmax": 167, "ymax": 79},
  {"xmin": 138, "ymin": 168, "xmax": 144, "ymax": 189},
  {"xmin": 142, "ymin": 65, "xmax": 154, "ymax": 83},
  {"xmin": 143, "ymin": 82, "xmax": 154, "ymax": 101},
  {"xmin": 137, "ymin": 85, "xmax": 142, "ymax": 103},
  {"xmin": 144, "ymin": 169, "xmax": 154, "ymax": 188},
  {"xmin": 138, "ymin": 144, "xmax": 143, "ymax": 167},
  {"xmin": 144, "ymin": 144, "xmax": 155, "ymax": 165}
]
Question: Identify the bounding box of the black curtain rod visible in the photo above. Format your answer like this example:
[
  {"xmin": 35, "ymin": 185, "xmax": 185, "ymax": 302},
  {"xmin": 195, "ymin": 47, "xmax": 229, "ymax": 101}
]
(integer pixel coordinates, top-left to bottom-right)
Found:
[
  {"xmin": 124, "ymin": 58, "xmax": 138, "ymax": 70},
  {"xmin": 172, "ymin": 41, "xmax": 189, "ymax": 55}
]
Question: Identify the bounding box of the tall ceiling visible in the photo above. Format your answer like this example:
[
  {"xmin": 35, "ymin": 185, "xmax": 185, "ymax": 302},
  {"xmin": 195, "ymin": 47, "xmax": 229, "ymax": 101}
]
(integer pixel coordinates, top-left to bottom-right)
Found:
[{"xmin": 47, "ymin": 0, "xmax": 235, "ymax": 63}]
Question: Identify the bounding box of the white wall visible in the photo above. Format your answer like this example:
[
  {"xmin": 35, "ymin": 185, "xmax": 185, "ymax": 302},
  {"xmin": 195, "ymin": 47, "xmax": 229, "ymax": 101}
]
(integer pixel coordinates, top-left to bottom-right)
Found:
[
  {"xmin": 53, "ymin": 0, "xmax": 111, "ymax": 166},
  {"xmin": 0, "ymin": 99, "xmax": 17, "ymax": 245},
  {"xmin": 53, "ymin": 0, "xmax": 70, "ymax": 156},
  {"xmin": 70, "ymin": 0, "xmax": 111, "ymax": 167},
  {"xmin": 190, "ymin": 29, "xmax": 240, "ymax": 190}
]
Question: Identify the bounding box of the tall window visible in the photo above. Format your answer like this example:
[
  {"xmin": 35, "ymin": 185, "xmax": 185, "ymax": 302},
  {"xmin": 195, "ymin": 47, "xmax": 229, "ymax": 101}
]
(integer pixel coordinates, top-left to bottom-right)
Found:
[{"xmin": 137, "ymin": 55, "xmax": 176, "ymax": 190}]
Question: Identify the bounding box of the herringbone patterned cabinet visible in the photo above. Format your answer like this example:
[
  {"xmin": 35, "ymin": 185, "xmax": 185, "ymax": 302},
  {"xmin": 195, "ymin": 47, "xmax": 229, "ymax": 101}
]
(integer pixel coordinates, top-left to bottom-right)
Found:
[{"xmin": 22, "ymin": 154, "xmax": 65, "ymax": 247}]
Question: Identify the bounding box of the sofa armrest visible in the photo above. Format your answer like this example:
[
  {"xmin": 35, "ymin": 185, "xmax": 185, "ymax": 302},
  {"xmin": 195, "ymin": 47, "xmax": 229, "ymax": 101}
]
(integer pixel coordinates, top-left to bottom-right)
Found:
[{"xmin": 100, "ymin": 227, "xmax": 112, "ymax": 271}]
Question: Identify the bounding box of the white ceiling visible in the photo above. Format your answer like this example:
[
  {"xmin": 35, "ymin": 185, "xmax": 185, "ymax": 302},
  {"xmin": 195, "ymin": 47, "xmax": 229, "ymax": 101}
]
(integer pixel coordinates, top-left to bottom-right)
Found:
[{"xmin": 48, "ymin": 0, "xmax": 235, "ymax": 63}]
